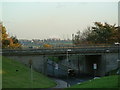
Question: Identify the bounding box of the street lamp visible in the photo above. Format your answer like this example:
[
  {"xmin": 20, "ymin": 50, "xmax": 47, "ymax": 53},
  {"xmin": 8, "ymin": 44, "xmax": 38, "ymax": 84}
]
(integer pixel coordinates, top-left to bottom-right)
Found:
[
  {"xmin": 67, "ymin": 49, "xmax": 72, "ymax": 62},
  {"xmin": 115, "ymin": 42, "xmax": 120, "ymax": 74},
  {"xmin": 66, "ymin": 49, "xmax": 71, "ymax": 87}
]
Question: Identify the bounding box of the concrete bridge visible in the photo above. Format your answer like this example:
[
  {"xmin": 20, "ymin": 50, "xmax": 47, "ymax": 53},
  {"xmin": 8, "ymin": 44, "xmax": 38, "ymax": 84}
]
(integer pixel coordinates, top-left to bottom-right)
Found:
[
  {"xmin": 2, "ymin": 45, "xmax": 120, "ymax": 77},
  {"xmin": 2, "ymin": 45, "xmax": 119, "ymax": 55}
]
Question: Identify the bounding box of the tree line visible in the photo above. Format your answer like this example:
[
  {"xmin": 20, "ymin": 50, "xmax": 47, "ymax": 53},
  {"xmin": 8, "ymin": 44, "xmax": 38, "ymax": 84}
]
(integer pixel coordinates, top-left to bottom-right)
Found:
[
  {"xmin": 72, "ymin": 22, "xmax": 120, "ymax": 45},
  {"xmin": 0, "ymin": 22, "xmax": 21, "ymax": 49},
  {"xmin": 1, "ymin": 22, "xmax": 119, "ymax": 49}
]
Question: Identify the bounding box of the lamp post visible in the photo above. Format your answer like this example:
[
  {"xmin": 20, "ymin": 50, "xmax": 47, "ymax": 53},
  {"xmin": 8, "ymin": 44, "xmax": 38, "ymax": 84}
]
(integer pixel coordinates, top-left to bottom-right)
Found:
[
  {"xmin": 67, "ymin": 49, "xmax": 71, "ymax": 59},
  {"xmin": 66, "ymin": 49, "xmax": 71, "ymax": 87},
  {"xmin": 78, "ymin": 54, "xmax": 80, "ymax": 76},
  {"xmin": 115, "ymin": 42, "xmax": 120, "ymax": 74}
]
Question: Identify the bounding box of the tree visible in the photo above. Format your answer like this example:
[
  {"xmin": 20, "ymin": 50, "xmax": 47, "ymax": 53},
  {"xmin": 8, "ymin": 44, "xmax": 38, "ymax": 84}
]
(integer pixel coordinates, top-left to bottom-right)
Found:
[
  {"xmin": 43, "ymin": 44, "xmax": 52, "ymax": 48},
  {"xmin": 87, "ymin": 22, "xmax": 118, "ymax": 44},
  {"xmin": 11, "ymin": 36, "xmax": 19, "ymax": 44},
  {"xmin": 72, "ymin": 22, "xmax": 119, "ymax": 45},
  {"xmin": 0, "ymin": 22, "xmax": 21, "ymax": 49},
  {"xmin": 72, "ymin": 27, "xmax": 92, "ymax": 45},
  {"xmin": 2, "ymin": 39, "xmax": 10, "ymax": 48},
  {"xmin": 0, "ymin": 23, "xmax": 8, "ymax": 40}
]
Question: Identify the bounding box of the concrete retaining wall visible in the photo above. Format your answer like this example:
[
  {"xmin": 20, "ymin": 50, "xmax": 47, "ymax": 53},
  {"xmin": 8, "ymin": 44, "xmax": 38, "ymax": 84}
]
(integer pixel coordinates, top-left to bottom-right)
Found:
[
  {"xmin": 5, "ymin": 52, "xmax": 119, "ymax": 77},
  {"xmin": 103, "ymin": 53, "xmax": 118, "ymax": 72},
  {"xmin": 6, "ymin": 55, "xmax": 47, "ymax": 74}
]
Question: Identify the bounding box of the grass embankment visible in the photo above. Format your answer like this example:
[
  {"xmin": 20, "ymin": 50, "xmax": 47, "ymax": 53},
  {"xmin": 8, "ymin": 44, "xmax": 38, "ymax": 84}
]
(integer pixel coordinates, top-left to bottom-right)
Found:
[
  {"xmin": 69, "ymin": 75, "xmax": 119, "ymax": 88},
  {"xmin": 2, "ymin": 56, "xmax": 56, "ymax": 88}
]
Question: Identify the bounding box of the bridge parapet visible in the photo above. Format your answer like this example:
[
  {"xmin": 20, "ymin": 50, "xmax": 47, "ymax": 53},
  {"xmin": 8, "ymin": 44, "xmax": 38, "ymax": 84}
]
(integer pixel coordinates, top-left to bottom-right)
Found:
[{"xmin": 2, "ymin": 45, "xmax": 119, "ymax": 56}]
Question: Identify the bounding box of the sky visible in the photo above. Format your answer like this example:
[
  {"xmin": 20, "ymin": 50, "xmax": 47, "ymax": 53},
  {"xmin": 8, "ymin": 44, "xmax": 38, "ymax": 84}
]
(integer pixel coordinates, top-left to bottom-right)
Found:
[{"xmin": 0, "ymin": 1, "xmax": 118, "ymax": 40}]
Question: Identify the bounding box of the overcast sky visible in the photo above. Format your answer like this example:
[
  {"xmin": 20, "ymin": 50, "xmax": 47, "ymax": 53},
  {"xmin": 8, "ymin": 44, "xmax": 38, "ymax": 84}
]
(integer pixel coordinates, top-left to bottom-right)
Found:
[{"xmin": 1, "ymin": 1, "xmax": 118, "ymax": 40}]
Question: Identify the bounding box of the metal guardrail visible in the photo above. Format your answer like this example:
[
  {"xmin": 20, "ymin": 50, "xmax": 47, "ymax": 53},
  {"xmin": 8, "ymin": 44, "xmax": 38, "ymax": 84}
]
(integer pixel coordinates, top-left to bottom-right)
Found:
[{"xmin": 2, "ymin": 45, "xmax": 119, "ymax": 56}]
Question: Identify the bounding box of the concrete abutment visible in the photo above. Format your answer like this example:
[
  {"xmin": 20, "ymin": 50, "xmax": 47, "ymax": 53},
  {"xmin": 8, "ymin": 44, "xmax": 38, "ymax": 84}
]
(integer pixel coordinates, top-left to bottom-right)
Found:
[{"xmin": 4, "ymin": 52, "xmax": 119, "ymax": 77}]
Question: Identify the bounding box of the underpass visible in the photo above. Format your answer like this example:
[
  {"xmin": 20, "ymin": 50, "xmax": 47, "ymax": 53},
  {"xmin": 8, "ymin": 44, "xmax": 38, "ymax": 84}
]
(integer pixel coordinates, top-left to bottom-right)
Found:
[{"xmin": 2, "ymin": 45, "xmax": 120, "ymax": 78}]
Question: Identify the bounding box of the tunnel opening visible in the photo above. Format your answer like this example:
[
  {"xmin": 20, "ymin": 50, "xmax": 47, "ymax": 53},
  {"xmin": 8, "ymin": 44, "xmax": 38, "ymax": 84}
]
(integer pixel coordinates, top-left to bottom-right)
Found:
[{"xmin": 85, "ymin": 55, "xmax": 102, "ymax": 77}]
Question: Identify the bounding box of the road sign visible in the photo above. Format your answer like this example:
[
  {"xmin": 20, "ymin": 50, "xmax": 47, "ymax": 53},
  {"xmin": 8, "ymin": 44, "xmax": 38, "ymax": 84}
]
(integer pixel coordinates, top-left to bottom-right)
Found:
[
  {"xmin": 93, "ymin": 63, "xmax": 97, "ymax": 70},
  {"xmin": 55, "ymin": 64, "xmax": 58, "ymax": 69}
]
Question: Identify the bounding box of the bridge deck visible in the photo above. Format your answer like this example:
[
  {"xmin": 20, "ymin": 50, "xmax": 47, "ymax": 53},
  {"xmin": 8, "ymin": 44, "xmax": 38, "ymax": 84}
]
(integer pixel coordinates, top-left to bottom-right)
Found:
[{"xmin": 2, "ymin": 46, "xmax": 119, "ymax": 56}]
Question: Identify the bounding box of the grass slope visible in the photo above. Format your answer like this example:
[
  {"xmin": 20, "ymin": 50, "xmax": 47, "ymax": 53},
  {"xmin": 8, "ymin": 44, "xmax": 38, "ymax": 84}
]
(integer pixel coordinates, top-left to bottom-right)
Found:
[
  {"xmin": 69, "ymin": 75, "xmax": 119, "ymax": 88},
  {"xmin": 2, "ymin": 56, "xmax": 56, "ymax": 88}
]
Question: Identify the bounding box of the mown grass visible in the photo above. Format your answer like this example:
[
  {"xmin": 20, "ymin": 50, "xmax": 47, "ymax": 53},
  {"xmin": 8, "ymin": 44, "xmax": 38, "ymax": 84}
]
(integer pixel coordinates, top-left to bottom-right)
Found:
[
  {"xmin": 69, "ymin": 75, "xmax": 119, "ymax": 88},
  {"xmin": 2, "ymin": 56, "xmax": 56, "ymax": 88}
]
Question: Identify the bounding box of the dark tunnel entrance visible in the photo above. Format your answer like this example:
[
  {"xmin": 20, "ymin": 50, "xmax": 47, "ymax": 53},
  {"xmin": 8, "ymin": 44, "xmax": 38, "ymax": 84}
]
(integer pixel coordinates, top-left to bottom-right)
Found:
[{"xmin": 85, "ymin": 55, "xmax": 102, "ymax": 77}]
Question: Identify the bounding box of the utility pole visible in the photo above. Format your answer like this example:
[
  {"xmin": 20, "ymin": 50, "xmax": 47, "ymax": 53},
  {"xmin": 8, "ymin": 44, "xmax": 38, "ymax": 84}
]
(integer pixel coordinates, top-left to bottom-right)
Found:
[{"xmin": 78, "ymin": 54, "xmax": 80, "ymax": 77}]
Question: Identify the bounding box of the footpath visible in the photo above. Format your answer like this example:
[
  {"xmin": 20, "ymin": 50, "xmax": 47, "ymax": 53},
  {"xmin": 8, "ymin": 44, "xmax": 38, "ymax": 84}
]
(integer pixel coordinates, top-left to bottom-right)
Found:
[{"xmin": 51, "ymin": 78, "xmax": 68, "ymax": 88}]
